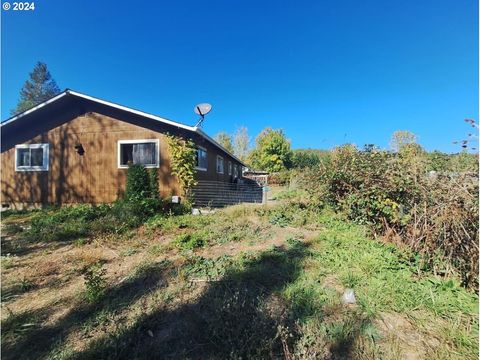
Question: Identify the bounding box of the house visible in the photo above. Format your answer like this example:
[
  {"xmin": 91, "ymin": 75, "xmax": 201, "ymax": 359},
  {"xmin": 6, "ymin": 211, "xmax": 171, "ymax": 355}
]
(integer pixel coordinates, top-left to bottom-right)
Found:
[{"xmin": 0, "ymin": 89, "xmax": 260, "ymax": 209}]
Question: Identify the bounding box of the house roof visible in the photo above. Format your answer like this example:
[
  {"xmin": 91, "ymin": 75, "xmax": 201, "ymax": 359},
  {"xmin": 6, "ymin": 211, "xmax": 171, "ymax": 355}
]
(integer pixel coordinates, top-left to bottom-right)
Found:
[{"xmin": 2, "ymin": 89, "xmax": 246, "ymax": 166}]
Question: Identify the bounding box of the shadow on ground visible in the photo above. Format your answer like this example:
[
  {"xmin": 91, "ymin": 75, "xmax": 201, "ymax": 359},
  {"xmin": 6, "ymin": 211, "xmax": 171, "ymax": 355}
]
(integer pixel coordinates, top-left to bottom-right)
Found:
[
  {"xmin": 1, "ymin": 261, "xmax": 169, "ymax": 360},
  {"xmin": 2, "ymin": 242, "xmax": 368, "ymax": 359}
]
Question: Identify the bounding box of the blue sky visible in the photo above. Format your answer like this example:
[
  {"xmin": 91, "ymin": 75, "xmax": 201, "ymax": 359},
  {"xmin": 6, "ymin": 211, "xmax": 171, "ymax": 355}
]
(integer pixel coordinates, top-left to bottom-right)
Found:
[{"xmin": 2, "ymin": 0, "xmax": 478, "ymax": 152}]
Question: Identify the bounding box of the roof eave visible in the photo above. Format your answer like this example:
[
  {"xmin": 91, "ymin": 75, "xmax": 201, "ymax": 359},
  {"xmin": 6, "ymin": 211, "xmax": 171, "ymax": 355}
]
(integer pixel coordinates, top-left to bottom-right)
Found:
[
  {"xmin": 195, "ymin": 128, "xmax": 247, "ymax": 167},
  {"xmin": 1, "ymin": 91, "xmax": 70, "ymax": 127},
  {"xmin": 1, "ymin": 89, "xmax": 246, "ymax": 166}
]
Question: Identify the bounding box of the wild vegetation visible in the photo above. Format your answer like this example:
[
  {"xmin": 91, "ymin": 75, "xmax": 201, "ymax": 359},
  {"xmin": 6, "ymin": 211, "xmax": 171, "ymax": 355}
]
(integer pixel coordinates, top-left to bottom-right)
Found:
[
  {"xmin": 293, "ymin": 143, "xmax": 478, "ymax": 289},
  {"xmin": 237, "ymin": 126, "xmax": 478, "ymax": 288}
]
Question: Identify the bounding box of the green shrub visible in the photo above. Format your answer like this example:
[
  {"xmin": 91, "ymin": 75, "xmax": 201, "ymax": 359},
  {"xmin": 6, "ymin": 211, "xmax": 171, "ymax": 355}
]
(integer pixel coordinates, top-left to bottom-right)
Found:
[
  {"xmin": 83, "ymin": 263, "xmax": 107, "ymax": 303},
  {"xmin": 125, "ymin": 164, "xmax": 151, "ymax": 201},
  {"xmin": 174, "ymin": 232, "xmax": 208, "ymax": 250},
  {"xmin": 148, "ymin": 168, "xmax": 160, "ymax": 199},
  {"xmin": 25, "ymin": 205, "xmax": 106, "ymax": 242},
  {"xmin": 24, "ymin": 199, "xmax": 164, "ymax": 242},
  {"xmin": 181, "ymin": 255, "xmax": 235, "ymax": 280},
  {"xmin": 266, "ymin": 202, "xmax": 318, "ymax": 228}
]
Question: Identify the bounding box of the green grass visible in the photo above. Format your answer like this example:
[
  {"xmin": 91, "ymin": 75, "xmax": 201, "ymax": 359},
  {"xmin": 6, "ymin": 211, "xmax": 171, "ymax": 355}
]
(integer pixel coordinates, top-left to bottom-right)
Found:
[
  {"xmin": 313, "ymin": 212, "xmax": 477, "ymax": 317},
  {"xmin": 2, "ymin": 202, "xmax": 477, "ymax": 359},
  {"xmin": 278, "ymin": 209, "xmax": 478, "ymax": 358}
]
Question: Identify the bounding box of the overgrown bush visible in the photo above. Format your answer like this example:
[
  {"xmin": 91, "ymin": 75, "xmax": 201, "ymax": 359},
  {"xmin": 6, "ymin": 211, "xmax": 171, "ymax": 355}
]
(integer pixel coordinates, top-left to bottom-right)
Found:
[
  {"xmin": 25, "ymin": 205, "xmax": 111, "ymax": 242},
  {"xmin": 24, "ymin": 197, "xmax": 165, "ymax": 242},
  {"xmin": 268, "ymin": 170, "xmax": 293, "ymax": 186},
  {"xmin": 125, "ymin": 164, "xmax": 161, "ymax": 201},
  {"xmin": 125, "ymin": 164, "xmax": 151, "ymax": 200},
  {"xmin": 20, "ymin": 162, "xmax": 194, "ymax": 243},
  {"xmin": 297, "ymin": 145, "xmax": 479, "ymax": 287}
]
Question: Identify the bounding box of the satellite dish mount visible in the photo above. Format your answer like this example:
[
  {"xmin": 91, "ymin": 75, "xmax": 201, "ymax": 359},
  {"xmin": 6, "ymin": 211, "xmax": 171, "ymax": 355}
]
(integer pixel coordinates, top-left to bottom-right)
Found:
[{"xmin": 194, "ymin": 103, "xmax": 212, "ymax": 127}]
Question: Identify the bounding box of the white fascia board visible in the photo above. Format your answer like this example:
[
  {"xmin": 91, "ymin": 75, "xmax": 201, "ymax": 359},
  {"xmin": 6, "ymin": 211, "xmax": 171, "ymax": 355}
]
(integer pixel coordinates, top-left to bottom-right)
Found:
[
  {"xmin": 1, "ymin": 91, "xmax": 69, "ymax": 127},
  {"xmin": 67, "ymin": 90, "xmax": 196, "ymax": 132},
  {"xmin": 1, "ymin": 90, "xmax": 196, "ymax": 132},
  {"xmin": 2, "ymin": 89, "xmax": 245, "ymax": 166}
]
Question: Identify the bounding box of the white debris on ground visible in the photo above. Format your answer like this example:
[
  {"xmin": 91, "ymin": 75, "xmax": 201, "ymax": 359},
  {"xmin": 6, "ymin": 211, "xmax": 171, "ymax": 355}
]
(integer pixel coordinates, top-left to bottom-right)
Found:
[{"xmin": 342, "ymin": 288, "xmax": 356, "ymax": 304}]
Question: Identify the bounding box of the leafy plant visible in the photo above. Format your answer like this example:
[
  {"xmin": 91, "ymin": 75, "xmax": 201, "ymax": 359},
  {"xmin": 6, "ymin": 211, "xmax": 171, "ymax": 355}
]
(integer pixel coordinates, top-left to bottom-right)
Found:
[
  {"xmin": 125, "ymin": 164, "xmax": 151, "ymax": 201},
  {"xmin": 174, "ymin": 232, "xmax": 207, "ymax": 250},
  {"xmin": 214, "ymin": 131, "xmax": 234, "ymax": 153},
  {"xmin": 83, "ymin": 263, "xmax": 107, "ymax": 303}
]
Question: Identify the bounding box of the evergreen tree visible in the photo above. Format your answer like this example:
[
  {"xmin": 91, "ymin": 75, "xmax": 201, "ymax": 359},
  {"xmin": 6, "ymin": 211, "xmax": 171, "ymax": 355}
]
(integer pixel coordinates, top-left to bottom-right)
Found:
[{"xmin": 12, "ymin": 62, "xmax": 61, "ymax": 115}]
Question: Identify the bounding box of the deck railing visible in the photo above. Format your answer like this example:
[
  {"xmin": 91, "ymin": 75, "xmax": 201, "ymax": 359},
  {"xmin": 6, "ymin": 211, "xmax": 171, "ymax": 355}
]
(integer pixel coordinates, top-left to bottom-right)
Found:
[{"xmin": 192, "ymin": 180, "xmax": 263, "ymax": 207}]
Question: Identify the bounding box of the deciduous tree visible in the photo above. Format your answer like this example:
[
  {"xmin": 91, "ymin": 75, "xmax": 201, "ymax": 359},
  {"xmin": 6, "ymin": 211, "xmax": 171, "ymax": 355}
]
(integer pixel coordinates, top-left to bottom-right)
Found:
[
  {"xmin": 250, "ymin": 128, "xmax": 292, "ymax": 172},
  {"xmin": 390, "ymin": 130, "xmax": 417, "ymax": 153},
  {"xmin": 233, "ymin": 126, "xmax": 251, "ymax": 162}
]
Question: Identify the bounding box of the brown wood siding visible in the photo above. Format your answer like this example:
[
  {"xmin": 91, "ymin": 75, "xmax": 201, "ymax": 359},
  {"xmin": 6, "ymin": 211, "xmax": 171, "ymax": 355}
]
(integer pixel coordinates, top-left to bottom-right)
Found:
[
  {"xmin": 1, "ymin": 110, "xmax": 244, "ymax": 207},
  {"xmin": 193, "ymin": 141, "xmax": 243, "ymax": 183},
  {"xmin": 1, "ymin": 112, "xmax": 181, "ymax": 206}
]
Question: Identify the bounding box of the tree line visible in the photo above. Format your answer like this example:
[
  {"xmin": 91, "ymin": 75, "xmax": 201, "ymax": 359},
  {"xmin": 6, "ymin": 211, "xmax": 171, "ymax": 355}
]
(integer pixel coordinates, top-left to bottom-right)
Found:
[{"xmin": 215, "ymin": 127, "xmax": 477, "ymax": 173}]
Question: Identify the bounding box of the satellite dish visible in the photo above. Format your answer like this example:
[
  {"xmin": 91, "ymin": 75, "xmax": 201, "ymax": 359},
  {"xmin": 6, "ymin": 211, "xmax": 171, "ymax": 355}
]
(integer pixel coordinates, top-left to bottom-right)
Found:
[
  {"xmin": 194, "ymin": 103, "xmax": 212, "ymax": 127},
  {"xmin": 194, "ymin": 103, "xmax": 212, "ymax": 116}
]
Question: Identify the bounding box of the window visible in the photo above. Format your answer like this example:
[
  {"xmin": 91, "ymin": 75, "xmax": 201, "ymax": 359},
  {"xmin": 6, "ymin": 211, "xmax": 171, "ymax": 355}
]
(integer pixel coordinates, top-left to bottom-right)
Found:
[
  {"xmin": 216, "ymin": 156, "xmax": 224, "ymax": 174},
  {"xmin": 118, "ymin": 139, "xmax": 159, "ymax": 168},
  {"xmin": 228, "ymin": 161, "xmax": 232, "ymax": 175},
  {"xmin": 15, "ymin": 144, "xmax": 49, "ymax": 171},
  {"xmin": 233, "ymin": 164, "xmax": 238, "ymax": 178},
  {"xmin": 195, "ymin": 147, "xmax": 208, "ymax": 171}
]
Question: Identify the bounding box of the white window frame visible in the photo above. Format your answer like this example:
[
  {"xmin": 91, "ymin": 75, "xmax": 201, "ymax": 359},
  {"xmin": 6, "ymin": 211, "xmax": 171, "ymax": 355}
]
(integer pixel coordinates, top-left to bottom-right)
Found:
[
  {"xmin": 117, "ymin": 139, "xmax": 160, "ymax": 169},
  {"xmin": 195, "ymin": 146, "xmax": 208, "ymax": 171},
  {"xmin": 216, "ymin": 155, "xmax": 224, "ymax": 174},
  {"xmin": 228, "ymin": 161, "xmax": 232, "ymax": 176},
  {"xmin": 15, "ymin": 144, "xmax": 49, "ymax": 172}
]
